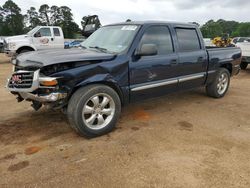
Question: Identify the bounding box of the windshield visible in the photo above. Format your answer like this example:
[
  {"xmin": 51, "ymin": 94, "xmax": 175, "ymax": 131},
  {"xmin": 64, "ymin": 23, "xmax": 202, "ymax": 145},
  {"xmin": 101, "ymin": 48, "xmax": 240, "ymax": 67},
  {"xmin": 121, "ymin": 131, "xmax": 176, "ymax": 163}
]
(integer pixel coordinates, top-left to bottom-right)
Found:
[
  {"xmin": 27, "ymin": 26, "xmax": 40, "ymax": 36},
  {"xmin": 81, "ymin": 25, "xmax": 140, "ymax": 53}
]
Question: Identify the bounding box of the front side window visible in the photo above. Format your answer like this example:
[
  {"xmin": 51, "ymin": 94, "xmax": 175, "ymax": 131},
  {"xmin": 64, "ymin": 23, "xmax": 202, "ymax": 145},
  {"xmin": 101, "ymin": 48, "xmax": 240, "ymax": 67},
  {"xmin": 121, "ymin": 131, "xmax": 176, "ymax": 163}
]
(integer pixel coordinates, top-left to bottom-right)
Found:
[
  {"xmin": 176, "ymin": 28, "xmax": 201, "ymax": 52},
  {"xmin": 139, "ymin": 26, "xmax": 174, "ymax": 55},
  {"xmin": 35, "ymin": 28, "xmax": 51, "ymax": 37}
]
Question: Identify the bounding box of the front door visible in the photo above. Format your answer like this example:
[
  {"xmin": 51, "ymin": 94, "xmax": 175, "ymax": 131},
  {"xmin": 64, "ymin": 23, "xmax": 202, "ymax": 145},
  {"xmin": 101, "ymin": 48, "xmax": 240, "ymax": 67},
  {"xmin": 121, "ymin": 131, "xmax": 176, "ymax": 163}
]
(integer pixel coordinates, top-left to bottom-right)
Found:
[
  {"xmin": 33, "ymin": 27, "xmax": 54, "ymax": 50},
  {"xmin": 129, "ymin": 25, "xmax": 179, "ymax": 102}
]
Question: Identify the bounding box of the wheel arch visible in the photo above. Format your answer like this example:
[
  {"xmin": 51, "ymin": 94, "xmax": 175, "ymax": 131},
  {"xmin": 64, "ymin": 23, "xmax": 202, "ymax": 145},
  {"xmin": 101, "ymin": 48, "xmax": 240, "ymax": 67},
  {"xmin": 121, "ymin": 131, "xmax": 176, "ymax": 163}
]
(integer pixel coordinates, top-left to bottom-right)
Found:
[
  {"xmin": 220, "ymin": 63, "xmax": 232, "ymax": 75},
  {"xmin": 16, "ymin": 46, "xmax": 35, "ymax": 54},
  {"xmin": 71, "ymin": 80, "xmax": 125, "ymax": 106}
]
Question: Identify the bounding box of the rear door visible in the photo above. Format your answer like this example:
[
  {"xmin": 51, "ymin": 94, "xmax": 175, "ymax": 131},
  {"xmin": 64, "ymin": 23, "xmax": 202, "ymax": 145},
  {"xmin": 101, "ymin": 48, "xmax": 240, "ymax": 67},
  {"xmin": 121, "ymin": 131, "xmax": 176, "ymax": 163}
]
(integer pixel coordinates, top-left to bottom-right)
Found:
[
  {"xmin": 129, "ymin": 25, "xmax": 179, "ymax": 101},
  {"xmin": 174, "ymin": 27, "xmax": 208, "ymax": 90},
  {"xmin": 52, "ymin": 27, "xmax": 64, "ymax": 49}
]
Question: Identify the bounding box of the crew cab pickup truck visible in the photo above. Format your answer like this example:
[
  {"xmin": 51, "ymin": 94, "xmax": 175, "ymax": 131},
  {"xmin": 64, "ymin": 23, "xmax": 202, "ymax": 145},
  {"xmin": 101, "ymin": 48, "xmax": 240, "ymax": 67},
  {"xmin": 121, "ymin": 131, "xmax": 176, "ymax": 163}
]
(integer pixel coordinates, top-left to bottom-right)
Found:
[
  {"xmin": 6, "ymin": 21, "xmax": 241, "ymax": 137},
  {"xmin": 4, "ymin": 26, "xmax": 64, "ymax": 57}
]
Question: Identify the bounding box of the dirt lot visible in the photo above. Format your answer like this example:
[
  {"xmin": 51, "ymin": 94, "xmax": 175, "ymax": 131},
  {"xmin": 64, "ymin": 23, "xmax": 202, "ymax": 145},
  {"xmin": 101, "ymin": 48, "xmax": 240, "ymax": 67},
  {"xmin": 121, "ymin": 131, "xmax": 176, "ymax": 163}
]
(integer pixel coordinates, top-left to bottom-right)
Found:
[{"xmin": 0, "ymin": 53, "xmax": 250, "ymax": 188}]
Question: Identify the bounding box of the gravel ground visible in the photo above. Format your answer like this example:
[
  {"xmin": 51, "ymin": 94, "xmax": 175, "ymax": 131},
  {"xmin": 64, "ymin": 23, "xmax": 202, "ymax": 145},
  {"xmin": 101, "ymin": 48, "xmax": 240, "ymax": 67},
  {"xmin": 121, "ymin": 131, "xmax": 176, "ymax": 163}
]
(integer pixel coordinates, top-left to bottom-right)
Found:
[{"xmin": 0, "ymin": 53, "xmax": 250, "ymax": 188}]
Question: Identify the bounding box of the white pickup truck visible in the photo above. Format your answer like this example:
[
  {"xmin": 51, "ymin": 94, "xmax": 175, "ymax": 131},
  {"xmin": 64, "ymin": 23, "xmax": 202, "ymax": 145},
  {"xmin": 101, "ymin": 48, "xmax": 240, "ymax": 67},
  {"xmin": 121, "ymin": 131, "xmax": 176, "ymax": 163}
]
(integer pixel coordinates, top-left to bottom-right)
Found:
[
  {"xmin": 3, "ymin": 26, "xmax": 64, "ymax": 56},
  {"xmin": 236, "ymin": 42, "xmax": 250, "ymax": 69}
]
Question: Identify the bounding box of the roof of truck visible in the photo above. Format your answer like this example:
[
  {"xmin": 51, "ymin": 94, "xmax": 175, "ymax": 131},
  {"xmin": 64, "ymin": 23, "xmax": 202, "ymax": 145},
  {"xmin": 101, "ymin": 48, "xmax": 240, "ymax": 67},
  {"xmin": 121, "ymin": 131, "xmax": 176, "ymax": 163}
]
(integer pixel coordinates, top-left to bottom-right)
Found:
[{"xmin": 106, "ymin": 21, "xmax": 198, "ymax": 27}]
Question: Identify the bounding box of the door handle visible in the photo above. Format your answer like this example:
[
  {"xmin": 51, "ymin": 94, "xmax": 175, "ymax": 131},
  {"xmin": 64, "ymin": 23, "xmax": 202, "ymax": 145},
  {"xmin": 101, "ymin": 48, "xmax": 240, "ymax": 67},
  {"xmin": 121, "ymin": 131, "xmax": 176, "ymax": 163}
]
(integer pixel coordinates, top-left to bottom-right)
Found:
[
  {"xmin": 51, "ymin": 38, "xmax": 54, "ymax": 41},
  {"xmin": 170, "ymin": 59, "xmax": 178, "ymax": 65}
]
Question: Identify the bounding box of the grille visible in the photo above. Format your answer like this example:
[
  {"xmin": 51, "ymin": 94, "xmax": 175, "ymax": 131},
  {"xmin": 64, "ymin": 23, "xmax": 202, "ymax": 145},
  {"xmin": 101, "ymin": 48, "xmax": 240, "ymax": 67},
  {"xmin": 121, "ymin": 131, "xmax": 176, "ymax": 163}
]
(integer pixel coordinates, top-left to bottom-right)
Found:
[{"xmin": 8, "ymin": 71, "xmax": 34, "ymax": 89}]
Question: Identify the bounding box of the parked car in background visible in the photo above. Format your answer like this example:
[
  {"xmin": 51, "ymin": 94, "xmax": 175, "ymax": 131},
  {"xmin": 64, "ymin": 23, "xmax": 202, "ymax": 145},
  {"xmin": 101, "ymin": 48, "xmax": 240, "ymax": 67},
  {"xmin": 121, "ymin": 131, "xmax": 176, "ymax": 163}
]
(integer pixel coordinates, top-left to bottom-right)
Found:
[
  {"xmin": 232, "ymin": 37, "xmax": 250, "ymax": 45},
  {"xmin": 204, "ymin": 38, "xmax": 215, "ymax": 47},
  {"xmin": 3, "ymin": 26, "xmax": 64, "ymax": 57},
  {"xmin": 64, "ymin": 40, "xmax": 84, "ymax": 49},
  {"xmin": 7, "ymin": 21, "xmax": 241, "ymax": 137},
  {"xmin": 236, "ymin": 42, "xmax": 250, "ymax": 69}
]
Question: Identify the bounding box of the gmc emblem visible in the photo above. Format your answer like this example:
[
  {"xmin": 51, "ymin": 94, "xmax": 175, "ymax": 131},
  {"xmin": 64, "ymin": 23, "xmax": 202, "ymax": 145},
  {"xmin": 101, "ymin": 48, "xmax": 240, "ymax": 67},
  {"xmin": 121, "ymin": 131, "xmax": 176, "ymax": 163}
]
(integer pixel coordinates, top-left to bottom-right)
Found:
[{"xmin": 11, "ymin": 75, "xmax": 22, "ymax": 84}]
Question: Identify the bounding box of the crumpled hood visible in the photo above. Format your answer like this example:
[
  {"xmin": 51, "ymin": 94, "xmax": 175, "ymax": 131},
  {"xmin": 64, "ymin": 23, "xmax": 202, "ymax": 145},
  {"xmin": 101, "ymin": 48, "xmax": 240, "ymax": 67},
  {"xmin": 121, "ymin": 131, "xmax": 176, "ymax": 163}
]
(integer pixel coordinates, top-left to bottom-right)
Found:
[
  {"xmin": 5, "ymin": 35, "xmax": 28, "ymax": 43},
  {"xmin": 16, "ymin": 48, "xmax": 116, "ymax": 67}
]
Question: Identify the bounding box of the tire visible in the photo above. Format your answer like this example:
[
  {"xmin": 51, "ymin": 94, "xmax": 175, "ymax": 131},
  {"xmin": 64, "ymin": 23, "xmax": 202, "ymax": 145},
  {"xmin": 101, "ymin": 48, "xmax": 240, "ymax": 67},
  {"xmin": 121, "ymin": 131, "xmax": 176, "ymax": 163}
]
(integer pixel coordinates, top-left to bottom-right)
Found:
[
  {"xmin": 206, "ymin": 68, "xmax": 230, "ymax": 98},
  {"xmin": 240, "ymin": 62, "xmax": 248, "ymax": 70},
  {"xmin": 67, "ymin": 84, "xmax": 121, "ymax": 138}
]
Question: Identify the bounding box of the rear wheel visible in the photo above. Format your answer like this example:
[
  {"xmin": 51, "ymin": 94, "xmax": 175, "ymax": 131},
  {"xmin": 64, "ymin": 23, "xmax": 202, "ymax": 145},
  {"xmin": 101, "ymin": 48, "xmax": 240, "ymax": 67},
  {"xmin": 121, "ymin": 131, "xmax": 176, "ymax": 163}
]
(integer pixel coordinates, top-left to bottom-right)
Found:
[
  {"xmin": 240, "ymin": 61, "xmax": 248, "ymax": 70},
  {"xmin": 67, "ymin": 84, "xmax": 121, "ymax": 138},
  {"xmin": 206, "ymin": 68, "xmax": 230, "ymax": 98}
]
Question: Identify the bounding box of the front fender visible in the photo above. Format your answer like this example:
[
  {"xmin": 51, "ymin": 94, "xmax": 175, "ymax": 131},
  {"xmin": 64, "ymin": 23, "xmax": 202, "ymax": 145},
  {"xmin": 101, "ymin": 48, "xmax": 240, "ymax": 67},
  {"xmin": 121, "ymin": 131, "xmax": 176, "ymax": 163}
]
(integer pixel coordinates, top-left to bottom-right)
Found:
[
  {"xmin": 76, "ymin": 73, "xmax": 117, "ymax": 87},
  {"xmin": 74, "ymin": 74, "xmax": 128, "ymax": 105}
]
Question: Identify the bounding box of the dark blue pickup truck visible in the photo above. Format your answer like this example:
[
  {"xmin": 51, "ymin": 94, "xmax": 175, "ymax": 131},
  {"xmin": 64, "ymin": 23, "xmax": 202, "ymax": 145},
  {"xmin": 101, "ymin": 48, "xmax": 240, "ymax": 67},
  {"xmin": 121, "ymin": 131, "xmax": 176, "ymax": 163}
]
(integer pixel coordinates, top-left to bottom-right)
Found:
[{"xmin": 7, "ymin": 21, "xmax": 242, "ymax": 137}]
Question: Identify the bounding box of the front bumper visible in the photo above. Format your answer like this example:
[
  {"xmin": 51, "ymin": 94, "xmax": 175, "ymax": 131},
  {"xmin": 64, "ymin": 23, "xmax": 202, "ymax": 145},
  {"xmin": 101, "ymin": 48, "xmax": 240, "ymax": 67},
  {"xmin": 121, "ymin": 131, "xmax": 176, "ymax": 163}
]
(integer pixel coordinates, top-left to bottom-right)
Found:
[
  {"xmin": 19, "ymin": 92, "xmax": 67, "ymax": 103},
  {"xmin": 7, "ymin": 69, "xmax": 67, "ymax": 103}
]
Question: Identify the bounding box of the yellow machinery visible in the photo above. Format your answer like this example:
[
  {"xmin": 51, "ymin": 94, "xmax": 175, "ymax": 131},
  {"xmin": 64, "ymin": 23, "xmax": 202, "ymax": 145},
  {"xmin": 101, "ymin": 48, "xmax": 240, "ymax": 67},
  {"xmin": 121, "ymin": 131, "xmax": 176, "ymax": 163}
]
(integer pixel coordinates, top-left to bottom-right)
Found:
[{"xmin": 212, "ymin": 34, "xmax": 233, "ymax": 47}]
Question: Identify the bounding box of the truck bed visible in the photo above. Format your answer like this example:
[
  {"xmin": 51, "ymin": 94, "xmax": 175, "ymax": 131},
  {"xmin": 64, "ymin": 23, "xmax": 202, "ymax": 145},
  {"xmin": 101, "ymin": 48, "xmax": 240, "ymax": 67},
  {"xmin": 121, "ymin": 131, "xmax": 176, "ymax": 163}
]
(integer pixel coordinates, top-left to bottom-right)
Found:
[{"xmin": 206, "ymin": 46, "xmax": 241, "ymax": 71}]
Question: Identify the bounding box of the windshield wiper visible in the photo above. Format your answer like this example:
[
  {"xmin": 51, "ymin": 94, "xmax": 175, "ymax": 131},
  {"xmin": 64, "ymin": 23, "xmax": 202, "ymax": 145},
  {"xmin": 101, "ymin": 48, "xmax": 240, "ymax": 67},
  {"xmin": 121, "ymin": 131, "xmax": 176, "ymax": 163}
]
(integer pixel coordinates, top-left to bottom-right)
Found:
[{"xmin": 89, "ymin": 46, "xmax": 108, "ymax": 53}]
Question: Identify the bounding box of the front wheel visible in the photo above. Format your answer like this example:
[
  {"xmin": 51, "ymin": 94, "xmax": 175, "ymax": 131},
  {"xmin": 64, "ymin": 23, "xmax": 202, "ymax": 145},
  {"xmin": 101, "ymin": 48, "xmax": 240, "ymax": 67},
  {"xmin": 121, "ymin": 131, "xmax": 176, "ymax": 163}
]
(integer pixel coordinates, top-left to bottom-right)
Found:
[
  {"xmin": 67, "ymin": 84, "xmax": 121, "ymax": 138},
  {"xmin": 206, "ymin": 68, "xmax": 230, "ymax": 98}
]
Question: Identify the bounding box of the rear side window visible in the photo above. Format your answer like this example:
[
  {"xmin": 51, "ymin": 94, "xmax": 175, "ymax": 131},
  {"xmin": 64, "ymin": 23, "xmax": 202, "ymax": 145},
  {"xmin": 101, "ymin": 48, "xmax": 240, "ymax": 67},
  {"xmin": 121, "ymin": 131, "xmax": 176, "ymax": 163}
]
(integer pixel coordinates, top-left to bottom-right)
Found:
[
  {"xmin": 53, "ymin": 28, "xmax": 60, "ymax": 37},
  {"xmin": 140, "ymin": 26, "xmax": 173, "ymax": 55},
  {"xmin": 176, "ymin": 28, "xmax": 201, "ymax": 52}
]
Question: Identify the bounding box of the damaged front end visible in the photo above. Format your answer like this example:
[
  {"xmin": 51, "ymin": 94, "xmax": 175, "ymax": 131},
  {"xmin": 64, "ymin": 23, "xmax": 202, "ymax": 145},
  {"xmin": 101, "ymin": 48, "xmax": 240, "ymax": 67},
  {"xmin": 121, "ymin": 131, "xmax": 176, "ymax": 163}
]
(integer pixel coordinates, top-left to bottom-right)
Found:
[{"xmin": 6, "ymin": 69, "xmax": 68, "ymax": 111}]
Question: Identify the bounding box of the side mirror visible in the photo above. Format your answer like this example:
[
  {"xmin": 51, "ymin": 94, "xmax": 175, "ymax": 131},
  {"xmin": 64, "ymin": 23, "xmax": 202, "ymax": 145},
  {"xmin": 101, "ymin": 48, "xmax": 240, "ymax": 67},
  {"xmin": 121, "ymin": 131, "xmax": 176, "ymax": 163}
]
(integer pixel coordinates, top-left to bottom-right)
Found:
[
  {"xmin": 135, "ymin": 44, "xmax": 158, "ymax": 56},
  {"xmin": 34, "ymin": 32, "xmax": 41, "ymax": 38}
]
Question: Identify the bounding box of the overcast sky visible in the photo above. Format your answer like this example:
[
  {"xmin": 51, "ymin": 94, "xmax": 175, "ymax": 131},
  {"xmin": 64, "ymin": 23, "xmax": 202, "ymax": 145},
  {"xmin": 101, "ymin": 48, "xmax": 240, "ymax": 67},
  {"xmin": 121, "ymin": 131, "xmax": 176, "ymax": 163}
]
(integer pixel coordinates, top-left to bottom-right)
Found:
[{"xmin": 1, "ymin": 0, "xmax": 250, "ymax": 26}]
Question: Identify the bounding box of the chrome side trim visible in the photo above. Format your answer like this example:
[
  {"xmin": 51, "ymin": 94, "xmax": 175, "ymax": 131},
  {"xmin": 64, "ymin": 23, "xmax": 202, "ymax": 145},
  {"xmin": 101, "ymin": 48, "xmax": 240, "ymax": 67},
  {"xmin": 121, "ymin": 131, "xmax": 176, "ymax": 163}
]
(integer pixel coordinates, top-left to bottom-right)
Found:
[
  {"xmin": 131, "ymin": 72, "xmax": 207, "ymax": 91},
  {"xmin": 131, "ymin": 79, "xmax": 178, "ymax": 91},
  {"xmin": 179, "ymin": 73, "xmax": 205, "ymax": 82},
  {"xmin": 207, "ymin": 70, "xmax": 216, "ymax": 74}
]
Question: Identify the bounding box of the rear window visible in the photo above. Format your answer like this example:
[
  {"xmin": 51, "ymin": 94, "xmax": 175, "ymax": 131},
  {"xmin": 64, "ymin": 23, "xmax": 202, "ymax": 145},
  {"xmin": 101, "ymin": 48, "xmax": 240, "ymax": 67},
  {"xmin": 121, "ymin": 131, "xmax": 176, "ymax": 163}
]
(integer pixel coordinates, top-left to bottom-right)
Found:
[
  {"xmin": 53, "ymin": 28, "xmax": 60, "ymax": 36},
  {"xmin": 176, "ymin": 28, "xmax": 201, "ymax": 52}
]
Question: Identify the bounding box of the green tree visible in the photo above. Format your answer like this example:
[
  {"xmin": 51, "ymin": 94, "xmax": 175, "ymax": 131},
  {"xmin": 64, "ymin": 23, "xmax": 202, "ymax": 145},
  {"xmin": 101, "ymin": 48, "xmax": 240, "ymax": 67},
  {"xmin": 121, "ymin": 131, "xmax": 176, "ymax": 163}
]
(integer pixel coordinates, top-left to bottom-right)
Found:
[
  {"xmin": 39, "ymin": 4, "xmax": 50, "ymax": 26},
  {"xmin": 50, "ymin": 5, "xmax": 62, "ymax": 25},
  {"xmin": 1, "ymin": 0, "xmax": 24, "ymax": 35},
  {"xmin": 0, "ymin": 6, "xmax": 4, "ymax": 35},
  {"xmin": 59, "ymin": 6, "xmax": 80, "ymax": 38},
  {"xmin": 200, "ymin": 19, "xmax": 243, "ymax": 38},
  {"xmin": 200, "ymin": 20, "xmax": 223, "ymax": 38},
  {"xmin": 232, "ymin": 23, "xmax": 250, "ymax": 37},
  {"xmin": 26, "ymin": 7, "xmax": 41, "ymax": 28},
  {"xmin": 217, "ymin": 19, "xmax": 239, "ymax": 36}
]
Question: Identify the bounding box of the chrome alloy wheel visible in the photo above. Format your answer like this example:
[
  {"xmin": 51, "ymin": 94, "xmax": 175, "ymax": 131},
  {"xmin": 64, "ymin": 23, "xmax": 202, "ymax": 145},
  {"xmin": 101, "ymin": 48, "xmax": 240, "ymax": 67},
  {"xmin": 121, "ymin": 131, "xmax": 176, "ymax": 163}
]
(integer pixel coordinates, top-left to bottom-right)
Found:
[
  {"xmin": 82, "ymin": 93, "xmax": 115, "ymax": 130},
  {"xmin": 217, "ymin": 73, "xmax": 229, "ymax": 95}
]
